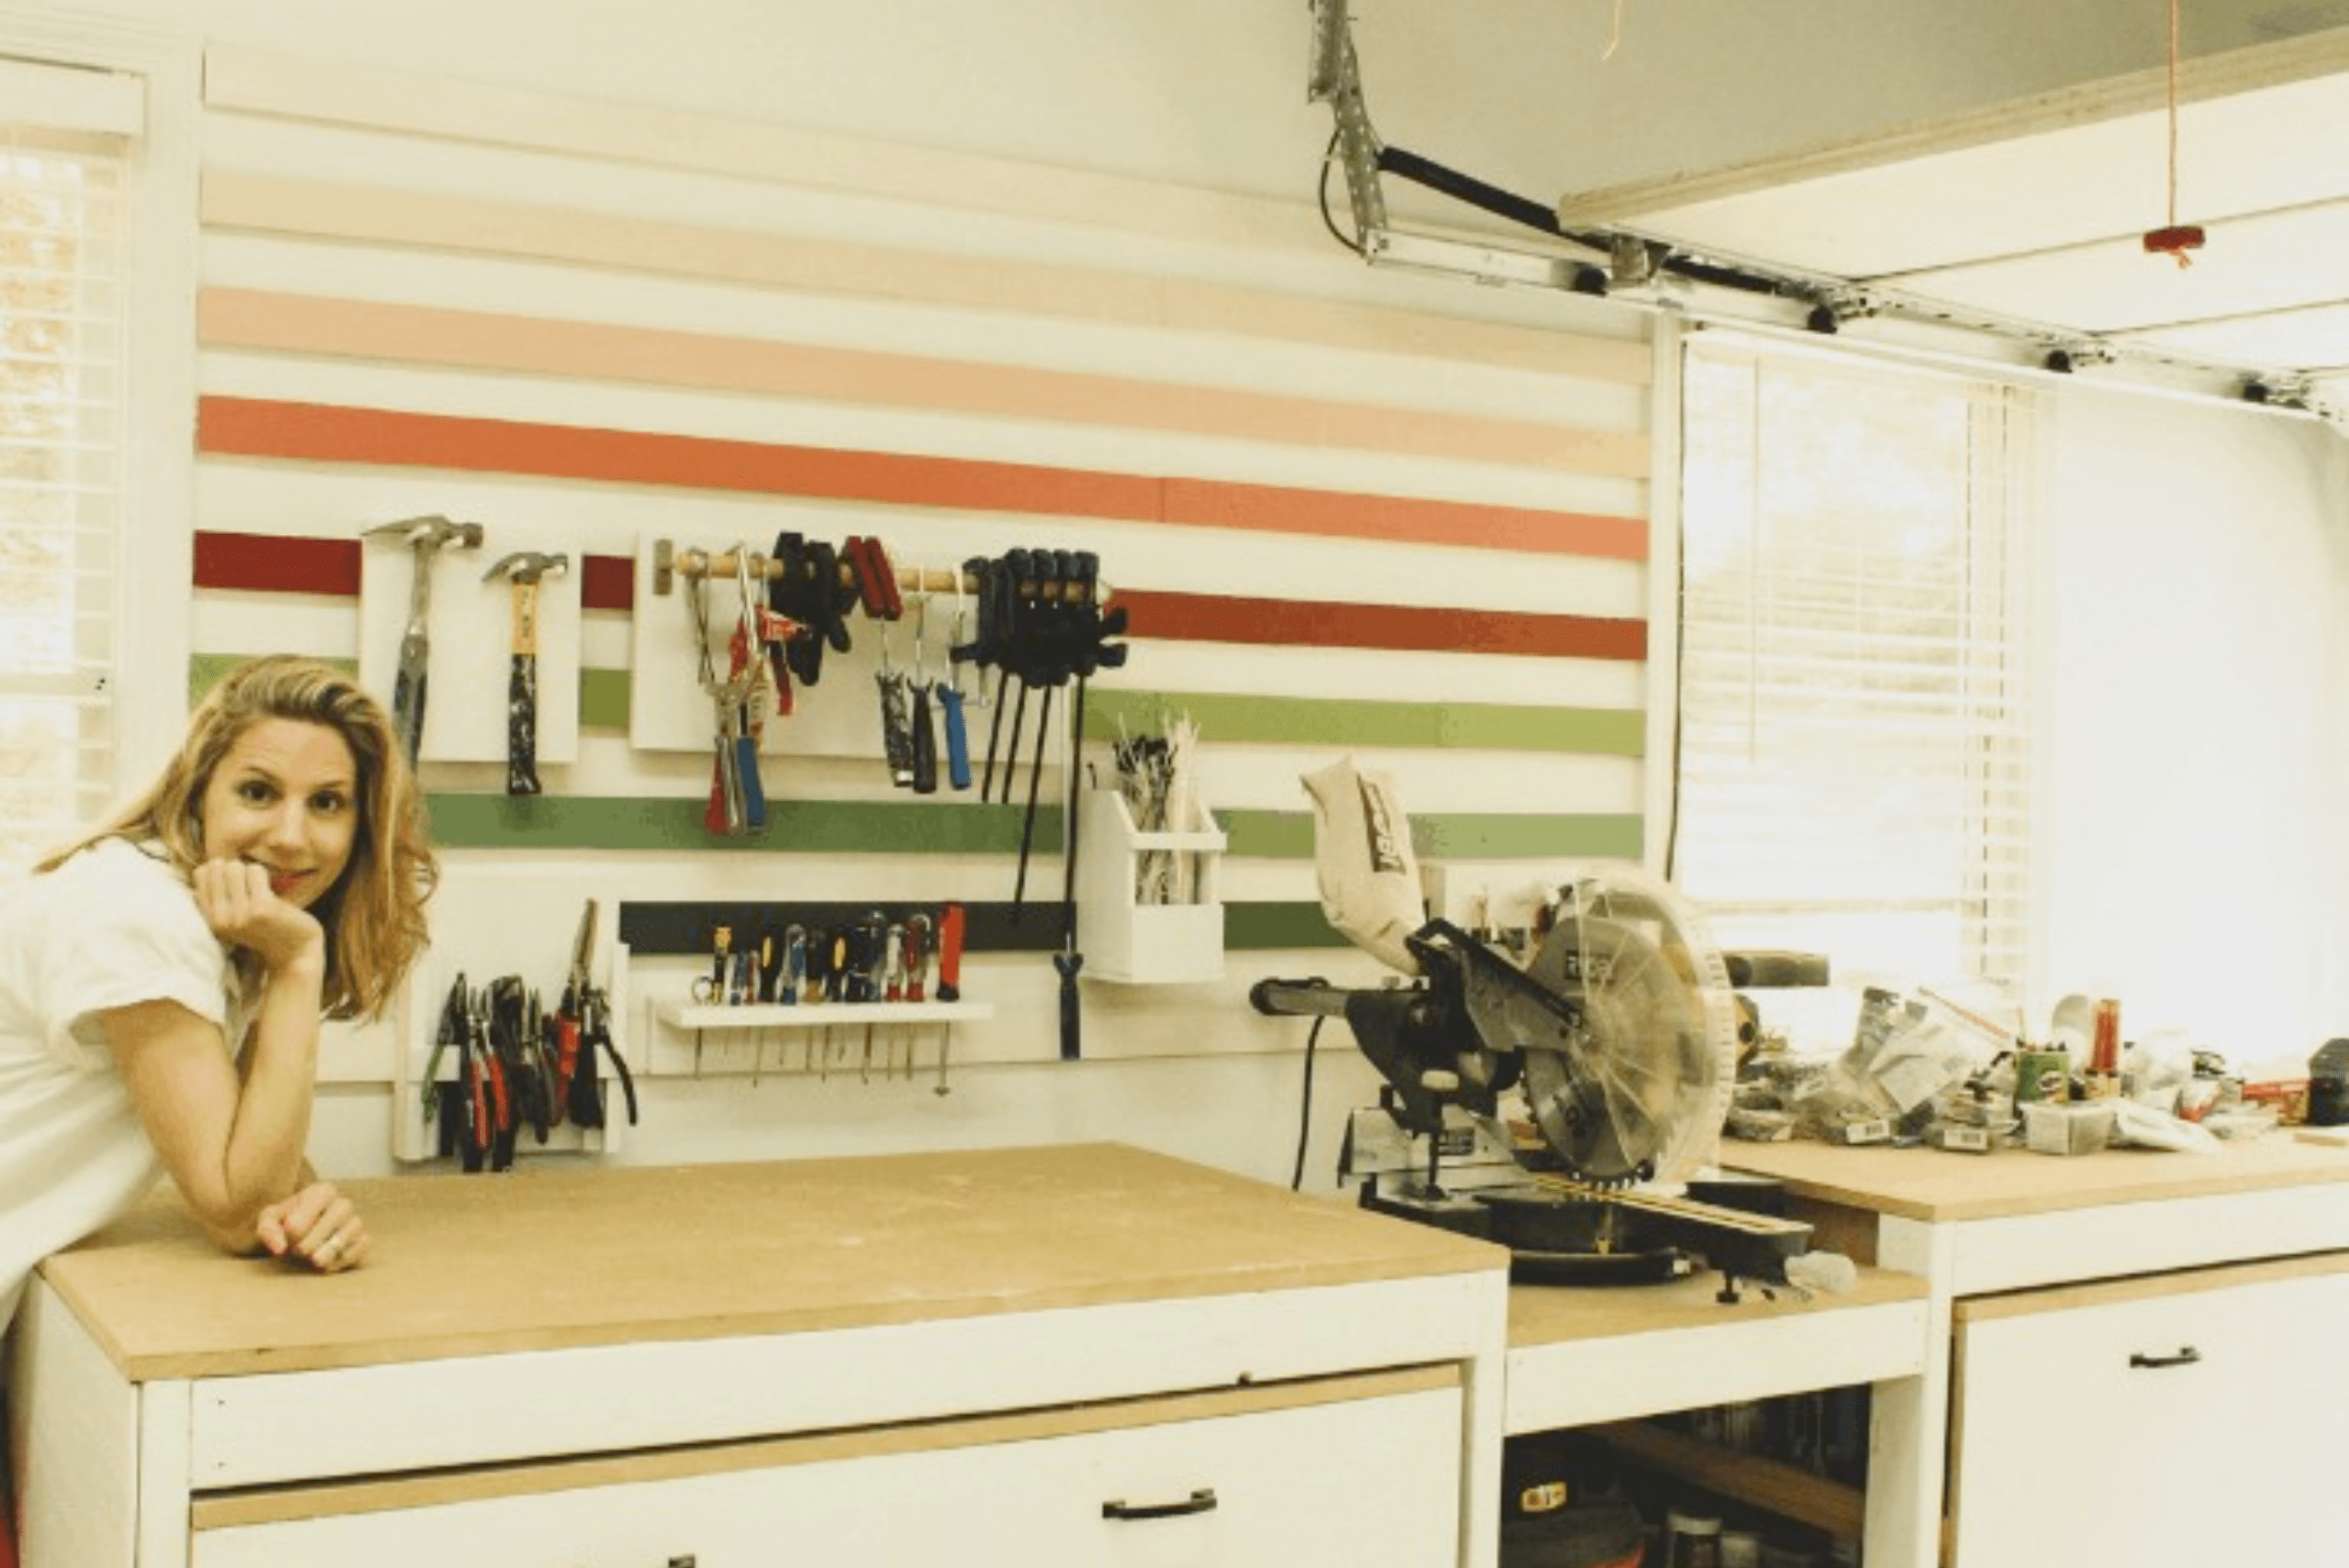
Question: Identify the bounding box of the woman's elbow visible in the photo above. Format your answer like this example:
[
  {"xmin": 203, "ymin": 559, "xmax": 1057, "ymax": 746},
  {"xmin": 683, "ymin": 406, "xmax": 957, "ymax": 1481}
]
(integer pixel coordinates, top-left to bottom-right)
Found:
[{"xmin": 184, "ymin": 1195, "xmax": 268, "ymax": 1256}]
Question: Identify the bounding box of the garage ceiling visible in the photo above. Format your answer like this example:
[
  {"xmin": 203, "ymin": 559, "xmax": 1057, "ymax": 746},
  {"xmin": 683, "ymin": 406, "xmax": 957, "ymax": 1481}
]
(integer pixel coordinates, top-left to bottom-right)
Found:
[{"xmin": 1553, "ymin": 27, "xmax": 2349, "ymax": 409}]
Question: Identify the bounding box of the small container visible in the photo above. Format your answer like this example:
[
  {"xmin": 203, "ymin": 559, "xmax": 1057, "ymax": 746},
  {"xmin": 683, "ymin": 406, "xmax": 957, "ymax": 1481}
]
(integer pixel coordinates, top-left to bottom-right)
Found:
[
  {"xmin": 2091, "ymin": 998, "xmax": 2122, "ymax": 1074},
  {"xmin": 1666, "ymin": 1509, "xmax": 1724, "ymax": 1568},
  {"xmin": 1720, "ymin": 1528, "xmax": 1764, "ymax": 1568},
  {"xmin": 2013, "ymin": 1046, "xmax": 2070, "ymax": 1105},
  {"xmin": 2022, "ymin": 1099, "xmax": 2114, "ymax": 1155}
]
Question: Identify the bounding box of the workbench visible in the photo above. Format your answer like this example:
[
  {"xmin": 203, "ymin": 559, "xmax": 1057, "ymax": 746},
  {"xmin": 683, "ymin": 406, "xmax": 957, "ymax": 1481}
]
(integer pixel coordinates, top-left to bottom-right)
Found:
[
  {"xmin": 8, "ymin": 1144, "xmax": 1513, "ymax": 1568},
  {"xmin": 1727, "ymin": 1132, "xmax": 2349, "ymax": 1568}
]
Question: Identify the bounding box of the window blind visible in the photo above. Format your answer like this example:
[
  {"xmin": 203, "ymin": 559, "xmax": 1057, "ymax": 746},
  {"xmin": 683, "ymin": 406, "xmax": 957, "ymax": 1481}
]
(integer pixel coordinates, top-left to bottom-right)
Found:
[
  {"xmin": 1, "ymin": 97, "xmax": 135, "ymax": 872},
  {"xmin": 1671, "ymin": 337, "xmax": 2036, "ymax": 995}
]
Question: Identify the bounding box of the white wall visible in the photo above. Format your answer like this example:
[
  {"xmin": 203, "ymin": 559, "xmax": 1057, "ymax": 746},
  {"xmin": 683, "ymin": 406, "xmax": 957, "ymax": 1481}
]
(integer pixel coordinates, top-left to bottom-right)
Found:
[
  {"xmin": 30, "ymin": 0, "xmax": 2349, "ymax": 1168},
  {"xmin": 2037, "ymin": 386, "xmax": 2349, "ymax": 1068},
  {"xmin": 40, "ymin": 0, "xmax": 1660, "ymax": 1191}
]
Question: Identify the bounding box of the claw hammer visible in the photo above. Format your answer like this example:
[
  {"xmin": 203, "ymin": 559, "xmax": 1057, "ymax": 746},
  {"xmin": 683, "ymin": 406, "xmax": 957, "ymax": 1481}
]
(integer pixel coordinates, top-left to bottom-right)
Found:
[
  {"xmin": 483, "ymin": 551, "xmax": 569, "ymax": 795},
  {"xmin": 364, "ymin": 515, "xmax": 484, "ymax": 765}
]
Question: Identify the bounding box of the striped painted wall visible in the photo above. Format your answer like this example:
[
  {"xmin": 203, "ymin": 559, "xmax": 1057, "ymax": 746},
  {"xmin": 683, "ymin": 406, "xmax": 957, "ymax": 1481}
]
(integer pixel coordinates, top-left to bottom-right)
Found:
[{"xmin": 188, "ymin": 45, "xmax": 1660, "ymax": 1097}]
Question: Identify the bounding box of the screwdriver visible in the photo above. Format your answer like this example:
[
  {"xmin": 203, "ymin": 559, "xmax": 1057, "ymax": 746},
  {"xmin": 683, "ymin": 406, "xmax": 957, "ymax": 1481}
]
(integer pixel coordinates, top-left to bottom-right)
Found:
[{"xmin": 933, "ymin": 902, "xmax": 966, "ymax": 1095}]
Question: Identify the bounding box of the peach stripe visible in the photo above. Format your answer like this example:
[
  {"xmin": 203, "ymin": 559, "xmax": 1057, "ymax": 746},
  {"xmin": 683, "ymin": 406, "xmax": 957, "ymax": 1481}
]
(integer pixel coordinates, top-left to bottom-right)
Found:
[
  {"xmin": 202, "ymin": 173, "xmax": 1653, "ymax": 386},
  {"xmin": 199, "ymin": 288, "xmax": 1652, "ymax": 479}
]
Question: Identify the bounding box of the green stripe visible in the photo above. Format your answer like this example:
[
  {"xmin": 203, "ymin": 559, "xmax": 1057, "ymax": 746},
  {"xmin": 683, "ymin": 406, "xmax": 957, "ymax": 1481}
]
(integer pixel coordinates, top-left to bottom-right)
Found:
[
  {"xmin": 424, "ymin": 795, "xmax": 1045, "ymax": 852},
  {"xmin": 1084, "ymin": 688, "xmax": 1642, "ymax": 756},
  {"xmin": 1415, "ymin": 812, "xmax": 1645, "ymax": 860},
  {"xmin": 190, "ymin": 653, "xmax": 359, "ymax": 706},
  {"xmin": 421, "ymin": 794, "xmax": 1642, "ymax": 862},
  {"xmin": 1225, "ymin": 902, "xmax": 1349, "ymax": 950},
  {"xmin": 581, "ymin": 666, "xmax": 631, "ymax": 728},
  {"xmin": 1219, "ymin": 808, "xmax": 1644, "ymax": 862},
  {"xmin": 194, "ymin": 661, "xmax": 1642, "ymax": 763}
]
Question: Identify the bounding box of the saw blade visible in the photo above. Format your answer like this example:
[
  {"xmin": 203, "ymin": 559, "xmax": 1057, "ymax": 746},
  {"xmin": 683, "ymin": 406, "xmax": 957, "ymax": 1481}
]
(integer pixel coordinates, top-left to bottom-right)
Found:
[{"xmin": 1517, "ymin": 881, "xmax": 1735, "ymax": 1186}]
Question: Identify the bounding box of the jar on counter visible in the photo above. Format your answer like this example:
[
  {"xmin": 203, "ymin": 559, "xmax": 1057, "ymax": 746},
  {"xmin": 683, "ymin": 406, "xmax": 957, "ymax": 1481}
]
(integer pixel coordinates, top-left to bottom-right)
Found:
[{"xmin": 1666, "ymin": 1509, "xmax": 1724, "ymax": 1568}]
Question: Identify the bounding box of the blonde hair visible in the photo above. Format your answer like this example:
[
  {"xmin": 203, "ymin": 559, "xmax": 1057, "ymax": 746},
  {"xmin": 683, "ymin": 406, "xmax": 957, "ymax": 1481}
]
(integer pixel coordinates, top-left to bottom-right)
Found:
[{"xmin": 43, "ymin": 655, "xmax": 437, "ymax": 1020}]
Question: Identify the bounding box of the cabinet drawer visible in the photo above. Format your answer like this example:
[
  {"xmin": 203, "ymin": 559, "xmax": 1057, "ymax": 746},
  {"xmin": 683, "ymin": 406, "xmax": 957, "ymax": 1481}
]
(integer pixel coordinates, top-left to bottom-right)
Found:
[
  {"xmin": 1951, "ymin": 1257, "xmax": 2349, "ymax": 1568},
  {"xmin": 191, "ymin": 1368, "xmax": 1462, "ymax": 1568}
]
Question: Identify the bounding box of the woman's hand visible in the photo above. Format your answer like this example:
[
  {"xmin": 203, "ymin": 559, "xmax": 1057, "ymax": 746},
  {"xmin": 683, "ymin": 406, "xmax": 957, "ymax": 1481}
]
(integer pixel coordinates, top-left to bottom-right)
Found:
[
  {"xmin": 259, "ymin": 1181, "xmax": 369, "ymax": 1273},
  {"xmin": 193, "ymin": 858, "xmax": 327, "ymax": 976}
]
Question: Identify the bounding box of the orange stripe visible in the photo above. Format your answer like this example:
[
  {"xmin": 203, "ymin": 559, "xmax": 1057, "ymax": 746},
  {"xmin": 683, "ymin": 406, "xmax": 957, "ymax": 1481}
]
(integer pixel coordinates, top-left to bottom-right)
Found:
[
  {"xmin": 1160, "ymin": 478, "xmax": 1644, "ymax": 562},
  {"xmin": 198, "ymin": 396, "xmax": 1156, "ymax": 517},
  {"xmin": 200, "ymin": 289, "xmax": 1650, "ymax": 479},
  {"xmin": 195, "ymin": 397, "xmax": 1645, "ymax": 560}
]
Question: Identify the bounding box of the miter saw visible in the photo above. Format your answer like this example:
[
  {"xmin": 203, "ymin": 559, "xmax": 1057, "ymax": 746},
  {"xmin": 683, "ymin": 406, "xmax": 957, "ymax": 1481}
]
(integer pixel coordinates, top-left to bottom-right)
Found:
[{"xmin": 1254, "ymin": 766, "xmax": 1814, "ymax": 1292}]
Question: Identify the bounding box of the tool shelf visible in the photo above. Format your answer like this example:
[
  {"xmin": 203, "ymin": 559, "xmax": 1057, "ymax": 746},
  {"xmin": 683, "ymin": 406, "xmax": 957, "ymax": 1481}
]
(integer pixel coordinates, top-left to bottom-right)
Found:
[{"xmin": 659, "ymin": 1000, "xmax": 995, "ymax": 1029}]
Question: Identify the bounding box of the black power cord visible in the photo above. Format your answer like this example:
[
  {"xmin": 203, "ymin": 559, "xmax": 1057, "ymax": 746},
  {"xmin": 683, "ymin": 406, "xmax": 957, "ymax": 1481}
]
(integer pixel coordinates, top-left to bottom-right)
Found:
[{"xmin": 1289, "ymin": 1013, "xmax": 1328, "ymax": 1191}]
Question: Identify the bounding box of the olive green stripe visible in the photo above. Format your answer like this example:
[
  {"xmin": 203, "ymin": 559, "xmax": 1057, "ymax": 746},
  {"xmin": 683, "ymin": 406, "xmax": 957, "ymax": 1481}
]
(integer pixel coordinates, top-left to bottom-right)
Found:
[
  {"xmin": 581, "ymin": 666, "xmax": 631, "ymax": 728},
  {"xmin": 195, "ymin": 660, "xmax": 1642, "ymax": 762},
  {"xmin": 419, "ymin": 794, "xmax": 1642, "ymax": 862},
  {"xmin": 190, "ymin": 652, "xmax": 359, "ymax": 706},
  {"xmin": 1217, "ymin": 808, "xmax": 1642, "ymax": 862},
  {"xmin": 1084, "ymin": 687, "xmax": 1643, "ymax": 756},
  {"xmin": 423, "ymin": 795, "xmax": 1041, "ymax": 853},
  {"xmin": 1224, "ymin": 903, "xmax": 1349, "ymax": 950}
]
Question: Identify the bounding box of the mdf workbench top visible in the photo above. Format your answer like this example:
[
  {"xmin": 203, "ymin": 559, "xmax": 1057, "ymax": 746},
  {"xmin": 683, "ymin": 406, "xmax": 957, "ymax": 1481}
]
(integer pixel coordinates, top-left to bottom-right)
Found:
[
  {"xmin": 38, "ymin": 1141, "xmax": 1507, "ymax": 1382},
  {"xmin": 1726, "ymin": 1129, "xmax": 2349, "ymax": 1222}
]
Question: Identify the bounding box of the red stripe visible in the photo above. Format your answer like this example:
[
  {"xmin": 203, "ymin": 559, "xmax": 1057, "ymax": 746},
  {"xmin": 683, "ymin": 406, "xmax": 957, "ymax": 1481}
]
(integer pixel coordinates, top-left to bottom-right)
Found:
[
  {"xmin": 192, "ymin": 531, "xmax": 362, "ymax": 595},
  {"xmin": 188, "ymin": 530, "xmax": 1642, "ymax": 659},
  {"xmin": 197, "ymin": 396, "xmax": 1643, "ymax": 559},
  {"xmin": 191, "ymin": 530, "xmax": 637, "ymax": 606},
  {"xmin": 581, "ymin": 553, "xmax": 633, "ymax": 613},
  {"xmin": 1113, "ymin": 590, "xmax": 1645, "ymax": 661}
]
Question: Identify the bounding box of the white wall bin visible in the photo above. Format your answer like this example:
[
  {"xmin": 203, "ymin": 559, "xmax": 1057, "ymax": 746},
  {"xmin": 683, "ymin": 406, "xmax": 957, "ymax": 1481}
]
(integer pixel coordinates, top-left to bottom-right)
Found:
[{"xmin": 1075, "ymin": 784, "xmax": 1226, "ymax": 984}]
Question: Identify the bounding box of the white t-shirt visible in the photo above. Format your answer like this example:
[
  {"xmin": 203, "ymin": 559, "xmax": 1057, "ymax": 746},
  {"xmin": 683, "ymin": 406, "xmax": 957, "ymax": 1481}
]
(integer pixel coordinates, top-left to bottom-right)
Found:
[{"xmin": 0, "ymin": 837, "xmax": 240, "ymax": 1334}]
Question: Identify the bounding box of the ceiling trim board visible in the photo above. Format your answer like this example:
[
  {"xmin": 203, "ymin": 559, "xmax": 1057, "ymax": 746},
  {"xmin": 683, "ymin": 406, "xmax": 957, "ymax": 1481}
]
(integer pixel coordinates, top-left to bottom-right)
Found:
[{"xmin": 1555, "ymin": 28, "xmax": 2349, "ymax": 227}]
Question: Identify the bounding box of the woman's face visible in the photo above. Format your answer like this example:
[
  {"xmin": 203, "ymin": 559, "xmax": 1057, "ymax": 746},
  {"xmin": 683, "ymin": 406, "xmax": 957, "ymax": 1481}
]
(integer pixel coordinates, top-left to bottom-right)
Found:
[{"xmin": 197, "ymin": 718, "xmax": 362, "ymax": 909}]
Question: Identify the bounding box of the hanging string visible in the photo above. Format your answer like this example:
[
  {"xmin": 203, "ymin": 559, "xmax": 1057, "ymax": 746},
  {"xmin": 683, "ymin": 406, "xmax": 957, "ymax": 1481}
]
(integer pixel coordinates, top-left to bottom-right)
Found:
[
  {"xmin": 1603, "ymin": 0, "xmax": 1626, "ymax": 60},
  {"xmin": 2143, "ymin": 0, "xmax": 2205, "ymax": 266},
  {"xmin": 2165, "ymin": 0, "xmax": 2182, "ymax": 231}
]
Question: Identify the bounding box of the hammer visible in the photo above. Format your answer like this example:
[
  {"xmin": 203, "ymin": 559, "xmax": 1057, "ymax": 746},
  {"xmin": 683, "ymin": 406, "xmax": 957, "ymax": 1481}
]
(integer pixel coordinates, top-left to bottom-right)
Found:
[
  {"xmin": 363, "ymin": 516, "xmax": 484, "ymax": 765},
  {"xmin": 483, "ymin": 551, "xmax": 569, "ymax": 795}
]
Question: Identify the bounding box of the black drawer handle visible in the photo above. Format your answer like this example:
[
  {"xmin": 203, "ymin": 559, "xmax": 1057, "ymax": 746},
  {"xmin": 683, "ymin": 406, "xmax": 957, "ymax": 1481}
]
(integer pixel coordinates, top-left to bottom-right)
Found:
[
  {"xmin": 2129, "ymin": 1346, "xmax": 2202, "ymax": 1370},
  {"xmin": 1102, "ymin": 1487, "xmax": 1219, "ymax": 1521}
]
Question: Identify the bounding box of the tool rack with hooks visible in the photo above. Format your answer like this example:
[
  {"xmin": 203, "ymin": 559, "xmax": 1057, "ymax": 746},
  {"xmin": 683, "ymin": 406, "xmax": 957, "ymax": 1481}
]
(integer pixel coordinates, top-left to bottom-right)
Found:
[{"xmin": 629, "ymin": 535, "xmax": 1129, "ymax": 851}]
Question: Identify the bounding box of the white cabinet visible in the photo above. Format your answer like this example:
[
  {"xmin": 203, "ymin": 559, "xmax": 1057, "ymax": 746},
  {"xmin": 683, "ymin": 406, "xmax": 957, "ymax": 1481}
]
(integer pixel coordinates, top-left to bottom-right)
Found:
[
  {"xmin": 1728, "ymin": 1134, "xmax": 2349, "ymax": 1568},
  {"xmin": 192, "ymin": 1372, "xmax": 1461, "ymax": 1568},
  {"xmin": 14, "ymin": 1146, "xmax": 1510, "ymax": 1568},
  {"xmin": 1951, "ymin": 1257, "xmax": 2349, "ymax": 1568}
]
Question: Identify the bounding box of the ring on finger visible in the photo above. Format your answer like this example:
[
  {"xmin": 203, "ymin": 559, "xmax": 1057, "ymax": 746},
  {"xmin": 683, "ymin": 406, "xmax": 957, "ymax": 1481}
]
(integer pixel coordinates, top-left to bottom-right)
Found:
[{"xmin": 316, "ymin": 1233, "xmax": 342, "ymax": 1261}]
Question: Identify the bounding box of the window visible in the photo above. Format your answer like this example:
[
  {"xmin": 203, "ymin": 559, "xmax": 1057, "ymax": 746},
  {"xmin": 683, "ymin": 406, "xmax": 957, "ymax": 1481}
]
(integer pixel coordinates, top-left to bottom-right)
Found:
[
  {"xmin": 1669, "ymin": 336, "xmax": 2035, "ymax": 1002},
  {"xmin": 0, "ymin": 39, "xmax": 193, "ymax": 873}
]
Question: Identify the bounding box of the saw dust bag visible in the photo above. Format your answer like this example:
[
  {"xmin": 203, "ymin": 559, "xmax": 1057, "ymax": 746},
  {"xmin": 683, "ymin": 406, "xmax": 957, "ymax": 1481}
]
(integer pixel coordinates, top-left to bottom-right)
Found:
[{"xmin": 1301, "ymin": 757, "xmax": 1425, "ymax": 973}]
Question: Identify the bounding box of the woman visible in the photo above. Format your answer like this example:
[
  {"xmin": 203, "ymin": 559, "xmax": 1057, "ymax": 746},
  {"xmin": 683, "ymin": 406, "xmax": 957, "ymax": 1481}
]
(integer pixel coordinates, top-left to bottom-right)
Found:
[{"xmin": 0, "ymin": 655, "xmax": 437, "ymax": 1334}]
